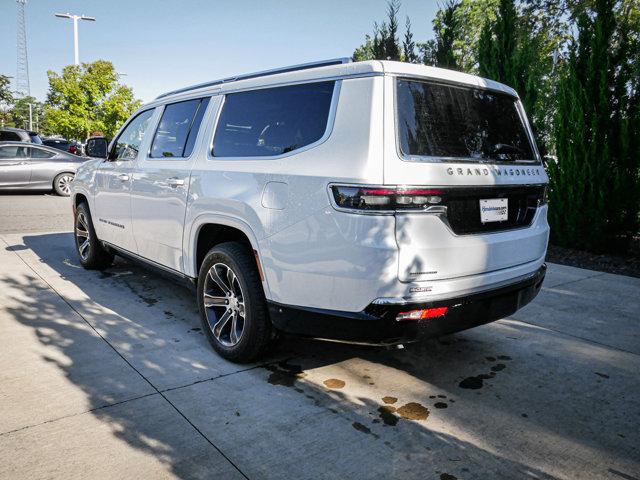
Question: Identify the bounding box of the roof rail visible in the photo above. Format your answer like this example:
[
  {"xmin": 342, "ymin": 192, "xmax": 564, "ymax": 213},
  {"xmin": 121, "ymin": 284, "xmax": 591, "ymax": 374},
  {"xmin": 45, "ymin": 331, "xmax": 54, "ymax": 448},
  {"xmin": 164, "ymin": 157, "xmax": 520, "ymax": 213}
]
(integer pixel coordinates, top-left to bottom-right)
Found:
[{"xmin": 155, "ymin": 57, "xmax": 352, "ymax": 100}]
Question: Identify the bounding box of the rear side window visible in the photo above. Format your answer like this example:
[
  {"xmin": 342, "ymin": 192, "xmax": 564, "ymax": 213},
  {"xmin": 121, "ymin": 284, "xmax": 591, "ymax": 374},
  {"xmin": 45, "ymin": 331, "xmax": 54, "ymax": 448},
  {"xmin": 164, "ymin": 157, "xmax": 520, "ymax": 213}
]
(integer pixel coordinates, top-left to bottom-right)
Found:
[
  {"xmin": 212, "ymin": 81, "xmax": 335, "ymax": 158},
  {"xmin": 0, "ymin": 131, "xmax": 21, "ymax": 141},
  {"xmin": 150, "ymin": 97, "xmax": 210, "ymax": 158},
  {"xmin": 30, "ymin": 147, "xmax": 55, "ymax": 158},
  {"xmin": 396, "ymin": 79, "xmax": 535, "ymax": 162}
]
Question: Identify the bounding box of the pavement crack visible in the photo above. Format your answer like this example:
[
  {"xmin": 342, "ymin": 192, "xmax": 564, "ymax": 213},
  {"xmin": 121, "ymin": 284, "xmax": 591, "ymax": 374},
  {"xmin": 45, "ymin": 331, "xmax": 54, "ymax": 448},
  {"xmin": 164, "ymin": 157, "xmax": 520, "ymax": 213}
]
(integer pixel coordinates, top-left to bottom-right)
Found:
[{"xmin": 0, "ymin": 392, "xmax": 160, "ymax": 437}]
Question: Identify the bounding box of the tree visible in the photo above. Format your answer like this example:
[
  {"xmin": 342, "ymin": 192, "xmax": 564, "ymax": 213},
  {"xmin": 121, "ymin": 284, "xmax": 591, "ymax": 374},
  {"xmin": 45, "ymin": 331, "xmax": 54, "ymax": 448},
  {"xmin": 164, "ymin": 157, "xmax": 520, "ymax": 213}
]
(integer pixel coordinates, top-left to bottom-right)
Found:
[
  {"xmin": 478, "ymin": 0, "xmax": 517, "ymax": 81},
  {"xmin": 548, "ymin": 0, "xmax": 640, "ymax": 252},
  {"xmin": 0, "ymin": 75, "xmax": 12, "ymax": 105},
  {"xmin": 403, "ymin": 17, "xmax": 419, "ymax": 62},
  {"xmin": 432, "ymin": 0, "xmax": 460, "ymax": 69},
  {"xmin": 385, "ymin": 0, "xmax": 402, "ymax": 60},
  {"xmin": 352, "ymin": 0, "xmax": 403, "ymax": 61},
  {"xmin": 44, "ymin": 60, "xmax": 141, "ymax": 140},
  {"xmin": 10, "ymin": 96, "xmax": 43, "ymax": 131},
  {"xmin": 451, "ymin": 0, "xmax": 499, "ymax": 72},
  {"xmin": 0, "ymin": 74, "xmax": 13, "ymax": 127}
]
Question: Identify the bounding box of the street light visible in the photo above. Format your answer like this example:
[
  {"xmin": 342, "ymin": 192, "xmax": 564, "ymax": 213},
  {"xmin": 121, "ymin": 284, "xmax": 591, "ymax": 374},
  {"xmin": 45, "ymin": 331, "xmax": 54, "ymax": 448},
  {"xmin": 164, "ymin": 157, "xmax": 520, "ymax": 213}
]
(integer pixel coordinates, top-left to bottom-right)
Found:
[{"xmin": 54, "ymin": 13, "xmax": 96, "ymax": 66}]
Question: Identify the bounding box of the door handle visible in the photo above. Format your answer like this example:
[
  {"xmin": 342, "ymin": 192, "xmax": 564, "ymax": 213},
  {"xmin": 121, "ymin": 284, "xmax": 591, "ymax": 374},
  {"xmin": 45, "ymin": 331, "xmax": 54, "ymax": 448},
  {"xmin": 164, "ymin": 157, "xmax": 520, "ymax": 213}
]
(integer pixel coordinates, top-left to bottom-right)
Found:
[
  {"xmin": 167, "ymin": 177, "xmax": 185, "ymax": 187},
  {"xmin": 117, "ymin": 173, "xmax": 130, "ymax": 182}
]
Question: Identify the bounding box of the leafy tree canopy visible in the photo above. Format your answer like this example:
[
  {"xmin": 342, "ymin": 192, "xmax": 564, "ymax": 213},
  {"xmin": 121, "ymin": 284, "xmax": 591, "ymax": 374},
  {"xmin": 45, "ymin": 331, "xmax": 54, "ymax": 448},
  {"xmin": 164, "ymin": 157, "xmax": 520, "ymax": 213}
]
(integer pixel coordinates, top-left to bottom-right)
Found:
[{"xmin": 44, "ymin": 60, "xmax": 141, "ymax": 141}]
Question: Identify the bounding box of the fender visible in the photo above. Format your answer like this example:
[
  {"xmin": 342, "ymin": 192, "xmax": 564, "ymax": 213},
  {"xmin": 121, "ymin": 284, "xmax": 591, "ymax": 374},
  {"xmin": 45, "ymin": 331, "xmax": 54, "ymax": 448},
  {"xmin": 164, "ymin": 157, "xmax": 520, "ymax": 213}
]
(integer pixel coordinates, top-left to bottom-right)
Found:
[{"xmin": 185, "ymin": 212, "xmax": 272, "ymax": 299}]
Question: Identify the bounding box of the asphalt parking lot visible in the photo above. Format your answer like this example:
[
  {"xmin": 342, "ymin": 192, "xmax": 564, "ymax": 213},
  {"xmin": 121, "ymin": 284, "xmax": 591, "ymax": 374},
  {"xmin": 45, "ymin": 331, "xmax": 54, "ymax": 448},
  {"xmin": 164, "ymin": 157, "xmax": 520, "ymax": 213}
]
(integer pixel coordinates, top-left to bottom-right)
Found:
[{"xmin": 1, "ymin": 194, "xmax": 639, "ymax": 480}]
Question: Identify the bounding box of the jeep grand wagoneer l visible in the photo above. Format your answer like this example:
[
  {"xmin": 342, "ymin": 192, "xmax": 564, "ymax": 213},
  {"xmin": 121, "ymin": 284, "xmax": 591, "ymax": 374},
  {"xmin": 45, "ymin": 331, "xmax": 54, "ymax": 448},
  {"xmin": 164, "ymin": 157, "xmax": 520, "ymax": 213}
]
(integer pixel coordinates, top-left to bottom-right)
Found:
[{"xmin": 72, "ymin": 59, "xmax": 548, "ymax": 362}]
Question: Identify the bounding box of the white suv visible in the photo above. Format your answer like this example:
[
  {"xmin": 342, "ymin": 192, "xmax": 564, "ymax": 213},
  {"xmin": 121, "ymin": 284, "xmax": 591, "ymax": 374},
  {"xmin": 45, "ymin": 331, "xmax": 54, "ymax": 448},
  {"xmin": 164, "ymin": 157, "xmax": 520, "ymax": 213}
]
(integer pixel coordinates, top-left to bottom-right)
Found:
[{"xmin": 72, "ymin": 59, "xmax": 549, "ymax": 362}]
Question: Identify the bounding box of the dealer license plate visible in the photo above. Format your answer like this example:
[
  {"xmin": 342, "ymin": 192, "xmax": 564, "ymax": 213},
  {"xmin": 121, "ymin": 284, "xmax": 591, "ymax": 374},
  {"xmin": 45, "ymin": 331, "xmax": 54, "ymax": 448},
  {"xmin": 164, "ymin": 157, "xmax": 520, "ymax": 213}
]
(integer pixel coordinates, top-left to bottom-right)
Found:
[{"xmin": 479, "ymin": 198, "xmax": 508, "ymax": 223}]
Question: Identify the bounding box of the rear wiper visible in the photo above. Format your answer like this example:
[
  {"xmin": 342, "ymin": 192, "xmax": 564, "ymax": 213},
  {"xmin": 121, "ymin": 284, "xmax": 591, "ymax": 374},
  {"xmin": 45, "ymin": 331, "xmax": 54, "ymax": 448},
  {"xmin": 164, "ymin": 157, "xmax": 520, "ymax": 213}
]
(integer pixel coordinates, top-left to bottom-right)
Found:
[{"xmin": 491, "ymin": 143, "xmax": 525, "ymax": 156}]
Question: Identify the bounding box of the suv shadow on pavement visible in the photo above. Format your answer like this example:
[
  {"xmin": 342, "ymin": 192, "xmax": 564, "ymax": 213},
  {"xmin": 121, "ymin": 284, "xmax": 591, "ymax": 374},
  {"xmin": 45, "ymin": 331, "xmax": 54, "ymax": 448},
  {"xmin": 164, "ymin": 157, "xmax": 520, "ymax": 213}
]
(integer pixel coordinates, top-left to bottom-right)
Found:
[{"xmin": 3, "ymin": 232, "xmax": 635, "ymax": 479}]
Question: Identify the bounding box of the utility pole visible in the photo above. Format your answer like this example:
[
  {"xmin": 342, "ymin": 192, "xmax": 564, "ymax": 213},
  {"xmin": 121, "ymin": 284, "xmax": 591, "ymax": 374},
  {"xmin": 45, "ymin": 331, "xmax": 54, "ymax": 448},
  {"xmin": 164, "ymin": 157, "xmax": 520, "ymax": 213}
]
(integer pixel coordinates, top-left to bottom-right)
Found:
[
  {"xmin": 28, "ymin": 102, "xmax": 32, "ymax": 130},
  {"xmin": 54, "ymin": 13, "xmax": 96, "ymax": 65}
]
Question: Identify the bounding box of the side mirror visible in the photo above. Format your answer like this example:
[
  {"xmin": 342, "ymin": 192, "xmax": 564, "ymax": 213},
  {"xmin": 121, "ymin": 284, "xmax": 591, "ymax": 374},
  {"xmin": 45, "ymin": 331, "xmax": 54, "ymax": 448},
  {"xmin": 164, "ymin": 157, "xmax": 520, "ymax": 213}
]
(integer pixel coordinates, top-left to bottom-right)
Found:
[{"xmin": 86, "ymin": 137, "xmax": 109, "ymax": 159}]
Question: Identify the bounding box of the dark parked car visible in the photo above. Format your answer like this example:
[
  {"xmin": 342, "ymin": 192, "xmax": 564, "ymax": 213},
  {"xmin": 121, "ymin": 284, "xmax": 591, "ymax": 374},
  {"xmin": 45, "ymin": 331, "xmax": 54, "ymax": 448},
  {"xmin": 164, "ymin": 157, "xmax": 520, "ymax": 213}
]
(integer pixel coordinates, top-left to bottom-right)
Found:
[
  {"xmin": 0, "ymin": 141, "xmax": 88, "ymax": 196},
  {"xmin": 43, "ymin": 137, "xmax": 83, "ymax": 156},
  {"xmin": 0, "ymin": 126, "xmax": 43, "ymax": 144}
]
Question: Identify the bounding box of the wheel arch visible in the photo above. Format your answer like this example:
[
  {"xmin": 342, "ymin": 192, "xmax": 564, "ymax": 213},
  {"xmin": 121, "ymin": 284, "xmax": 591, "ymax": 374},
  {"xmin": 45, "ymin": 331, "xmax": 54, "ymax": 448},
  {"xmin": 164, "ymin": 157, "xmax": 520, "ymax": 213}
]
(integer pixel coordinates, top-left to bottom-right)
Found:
[{"xmin": 187, "ymin": 214, "xmax": 271, "ymax": 299}]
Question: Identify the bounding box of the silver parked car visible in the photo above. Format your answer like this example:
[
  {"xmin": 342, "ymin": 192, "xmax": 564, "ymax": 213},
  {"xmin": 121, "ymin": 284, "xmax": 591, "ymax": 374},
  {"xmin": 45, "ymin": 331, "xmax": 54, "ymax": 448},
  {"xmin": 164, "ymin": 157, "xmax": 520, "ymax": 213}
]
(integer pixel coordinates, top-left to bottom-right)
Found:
[{"xmin": 0, "ymin": 141, "xmax": 87, "ymax": 196}]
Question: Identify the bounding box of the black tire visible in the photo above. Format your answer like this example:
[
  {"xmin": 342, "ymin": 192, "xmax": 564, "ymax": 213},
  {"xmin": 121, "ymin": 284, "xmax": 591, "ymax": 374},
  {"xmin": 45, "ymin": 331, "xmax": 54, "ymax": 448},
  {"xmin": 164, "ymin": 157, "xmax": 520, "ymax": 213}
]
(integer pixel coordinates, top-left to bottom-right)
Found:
[
  {"xmin": 197, "ymin": 242, "xmax": 271, "ymax": 362},
  {"xmin": 53, "ymin": 172, "xmax": 74, "ymax": 196},
  {"xmin": 74, "ymin": 202, "xmax": 114, "ymax": 269}
]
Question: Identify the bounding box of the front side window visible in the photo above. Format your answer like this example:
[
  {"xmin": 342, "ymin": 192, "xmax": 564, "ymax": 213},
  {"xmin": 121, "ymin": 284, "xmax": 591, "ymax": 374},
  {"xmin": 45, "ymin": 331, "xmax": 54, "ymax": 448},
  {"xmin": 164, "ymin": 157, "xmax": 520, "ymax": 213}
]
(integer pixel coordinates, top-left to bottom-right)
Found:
[
  {"xmin": 111, "ymin": 109, "xmax": 154, "ymax": 161},
  {"xmin": 212, "ymin": 81, "xmax": 335, "ymax": 158},
  {"xmin": 396, "ymin": 79, "xmax": 536, "ymax": 162},
  {"xmin": 150, "ymin": 97, "xmax": 210, "ymax": 158},
  {"xmin": 0, "ymin": 145, "xmax": 28, "ymax": 158}
]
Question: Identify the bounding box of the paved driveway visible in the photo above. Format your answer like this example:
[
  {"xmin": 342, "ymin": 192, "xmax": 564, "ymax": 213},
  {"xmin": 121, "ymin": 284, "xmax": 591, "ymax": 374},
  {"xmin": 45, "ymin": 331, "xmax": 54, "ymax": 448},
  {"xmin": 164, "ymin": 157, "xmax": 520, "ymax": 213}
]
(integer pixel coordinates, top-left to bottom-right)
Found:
[{"xmin": 1, "ymin": 195, "xmax": 639, "ymax": 479}]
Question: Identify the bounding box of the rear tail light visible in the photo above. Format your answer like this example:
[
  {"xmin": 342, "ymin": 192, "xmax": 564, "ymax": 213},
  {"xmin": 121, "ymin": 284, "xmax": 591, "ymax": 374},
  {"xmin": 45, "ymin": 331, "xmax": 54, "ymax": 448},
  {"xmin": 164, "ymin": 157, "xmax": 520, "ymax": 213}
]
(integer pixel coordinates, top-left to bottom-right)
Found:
[
  {"xmin": 396, "ymin": 307, "xmax": 448, "ymax": 321},
  {"xmin": 331, "ymin": 185, "xmax": 445, "ymax": 213}
]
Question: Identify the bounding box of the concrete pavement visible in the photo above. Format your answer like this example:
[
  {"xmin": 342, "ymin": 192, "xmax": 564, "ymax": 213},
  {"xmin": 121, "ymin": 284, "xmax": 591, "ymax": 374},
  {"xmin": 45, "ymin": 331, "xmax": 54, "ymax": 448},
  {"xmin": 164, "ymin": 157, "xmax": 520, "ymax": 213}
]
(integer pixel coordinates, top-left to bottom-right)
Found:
[{"xmin": 0, "ymin": 195, "xmax": 638, "ymax": 479}]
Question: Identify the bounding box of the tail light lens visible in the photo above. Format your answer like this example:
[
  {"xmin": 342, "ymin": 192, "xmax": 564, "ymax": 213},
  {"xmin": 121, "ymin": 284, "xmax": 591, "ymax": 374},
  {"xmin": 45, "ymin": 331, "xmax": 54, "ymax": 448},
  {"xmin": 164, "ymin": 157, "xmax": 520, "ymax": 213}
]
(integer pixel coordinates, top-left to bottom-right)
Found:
[{"xmin": 331, "ymin": 185, "xmax": 445, "ymax": 213}]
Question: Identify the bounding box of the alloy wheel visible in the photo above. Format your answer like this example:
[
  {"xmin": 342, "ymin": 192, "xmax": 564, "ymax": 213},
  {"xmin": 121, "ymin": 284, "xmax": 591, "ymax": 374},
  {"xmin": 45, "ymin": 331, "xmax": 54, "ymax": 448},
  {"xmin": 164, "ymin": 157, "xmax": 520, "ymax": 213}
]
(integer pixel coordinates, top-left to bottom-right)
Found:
[
  {"xmin": 75, "ymin": 212, "xmax": 91, "ymax": 260},
  {"xmin": 203, "ymin": 263, "xmax": 246, "ymax": 347}
]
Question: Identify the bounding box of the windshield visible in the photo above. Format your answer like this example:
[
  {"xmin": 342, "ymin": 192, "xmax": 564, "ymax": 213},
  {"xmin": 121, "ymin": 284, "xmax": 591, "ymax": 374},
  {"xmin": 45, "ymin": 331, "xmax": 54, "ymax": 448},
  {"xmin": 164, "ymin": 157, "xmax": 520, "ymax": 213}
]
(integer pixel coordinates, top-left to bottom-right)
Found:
[{"xmin": 396, "ymin": 79, "xmax": 536, "ymax": 162}]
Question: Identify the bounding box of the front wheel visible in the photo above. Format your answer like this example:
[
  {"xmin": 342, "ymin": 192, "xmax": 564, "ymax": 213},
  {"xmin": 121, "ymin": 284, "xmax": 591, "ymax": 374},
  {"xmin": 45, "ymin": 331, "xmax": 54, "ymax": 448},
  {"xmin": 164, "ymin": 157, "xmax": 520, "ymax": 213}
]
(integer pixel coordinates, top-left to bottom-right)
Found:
[
  {"xmin": 53, "ymin": 172, "xmax": 74, "ymax": 196},
  {"xmin": 74, "ymin": 202, "xmax": 114, "ymax": 269},
  {"xmin": 197, "ymin": 242, "xmax": 271, "ymax": 362}
]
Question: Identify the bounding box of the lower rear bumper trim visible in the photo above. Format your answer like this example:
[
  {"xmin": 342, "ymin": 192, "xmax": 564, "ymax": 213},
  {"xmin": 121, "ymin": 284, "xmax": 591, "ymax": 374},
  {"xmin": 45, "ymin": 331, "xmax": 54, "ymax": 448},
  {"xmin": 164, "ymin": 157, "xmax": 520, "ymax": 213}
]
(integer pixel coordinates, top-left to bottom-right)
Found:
[{"xmin": 268, "ymin": 264, "xmax": 546, "ymax": 345}]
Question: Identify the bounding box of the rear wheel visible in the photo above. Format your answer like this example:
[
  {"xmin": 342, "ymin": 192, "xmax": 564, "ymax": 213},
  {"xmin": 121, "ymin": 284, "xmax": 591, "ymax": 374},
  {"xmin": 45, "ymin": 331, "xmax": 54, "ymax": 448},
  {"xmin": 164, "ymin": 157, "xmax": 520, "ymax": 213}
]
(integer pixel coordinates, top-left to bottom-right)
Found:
[
  {"xmin": 197, "ymin": 242, "xmax": 271, "ymax": 362},
  {"xmin": 53, "ymin": 172, "xmax": 74, "ymax": 196},
  {"xmin": 74, "ymin": 202, "xmax": 114, "ymax": 269}
]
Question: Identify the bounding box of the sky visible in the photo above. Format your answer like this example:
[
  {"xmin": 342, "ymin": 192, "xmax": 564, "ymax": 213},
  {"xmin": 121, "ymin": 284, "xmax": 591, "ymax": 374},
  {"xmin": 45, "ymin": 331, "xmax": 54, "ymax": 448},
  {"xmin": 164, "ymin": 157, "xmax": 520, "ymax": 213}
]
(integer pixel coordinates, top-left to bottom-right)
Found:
[{"xmin": 0, "ymin": 0, "xmax": 439, "ymax": 104}]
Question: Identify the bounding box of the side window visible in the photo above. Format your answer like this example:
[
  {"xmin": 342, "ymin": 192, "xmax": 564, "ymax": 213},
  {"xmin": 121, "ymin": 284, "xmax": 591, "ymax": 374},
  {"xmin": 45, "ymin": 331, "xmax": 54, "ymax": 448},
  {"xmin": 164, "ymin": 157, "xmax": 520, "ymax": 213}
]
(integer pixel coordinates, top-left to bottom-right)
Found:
[
  {"xmin": 0, "ymin": 131, "xmax": 21, "ymax": 141},
  {"xmin": 30, "ymin": 147, "xmax": 55, "ymax": 159},
  {"xmin": 150, "ymin": 97, "xmax": 210, "ymax": 158},
  {"xmin": 212, "ymin": 81, "xmax": 335, "ymax": 158},
  {"xmin": 0, "ymin": 146, "xmax": 27, "ymax": 158},
  {"xmin": 111, "ymin": 109, "xmax": 154, "ymax": 161}
]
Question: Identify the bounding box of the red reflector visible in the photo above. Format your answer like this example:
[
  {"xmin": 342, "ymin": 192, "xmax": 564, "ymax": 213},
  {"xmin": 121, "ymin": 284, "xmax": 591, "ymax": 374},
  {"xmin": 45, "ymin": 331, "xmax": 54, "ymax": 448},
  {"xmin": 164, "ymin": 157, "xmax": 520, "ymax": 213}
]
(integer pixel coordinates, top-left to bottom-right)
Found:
[{"xmin": 396, "ymin": 307, "xmax": 448, "ymax": 321}]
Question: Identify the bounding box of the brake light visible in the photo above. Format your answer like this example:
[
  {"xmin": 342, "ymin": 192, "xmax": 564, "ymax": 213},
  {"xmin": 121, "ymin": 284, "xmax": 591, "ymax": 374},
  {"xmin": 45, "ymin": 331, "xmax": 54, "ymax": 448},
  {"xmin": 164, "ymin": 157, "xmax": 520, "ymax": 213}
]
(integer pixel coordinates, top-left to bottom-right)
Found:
[
  {"xmin": 331, "ymin": 185, "xmax": 445, "ymax": 212},
  {"xmin": 396, "ymin": 307, "xmax": 448, "ymax": 321}
]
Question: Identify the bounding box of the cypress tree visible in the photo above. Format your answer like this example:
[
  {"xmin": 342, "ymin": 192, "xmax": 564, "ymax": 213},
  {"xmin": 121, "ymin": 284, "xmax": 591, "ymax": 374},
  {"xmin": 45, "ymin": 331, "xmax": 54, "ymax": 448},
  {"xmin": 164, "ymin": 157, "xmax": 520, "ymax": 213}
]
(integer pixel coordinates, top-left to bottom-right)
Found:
[
  {"xmin": 434, "ymin": 0, "xmax": 460, "ymax": 69},
  {"xmin": 403, "ymin": 16, "xmax": 419, "ymax": 63},
  {"xmin": 549, "ymin": 0, "xmax": 639, "ymax": 251}
]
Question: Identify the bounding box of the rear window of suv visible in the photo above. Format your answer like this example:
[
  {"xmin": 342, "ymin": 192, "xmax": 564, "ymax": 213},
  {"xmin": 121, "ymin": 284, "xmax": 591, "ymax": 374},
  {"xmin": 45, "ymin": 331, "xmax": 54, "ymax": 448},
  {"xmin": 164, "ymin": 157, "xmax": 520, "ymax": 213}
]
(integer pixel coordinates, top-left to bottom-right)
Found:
[
  {"xmin": 212, "ymin": 81, "xmax": 335, "ymax": 158},
  {"xmin": 396, "ymin": 79, "xmax": 536, "ymax": 162}
]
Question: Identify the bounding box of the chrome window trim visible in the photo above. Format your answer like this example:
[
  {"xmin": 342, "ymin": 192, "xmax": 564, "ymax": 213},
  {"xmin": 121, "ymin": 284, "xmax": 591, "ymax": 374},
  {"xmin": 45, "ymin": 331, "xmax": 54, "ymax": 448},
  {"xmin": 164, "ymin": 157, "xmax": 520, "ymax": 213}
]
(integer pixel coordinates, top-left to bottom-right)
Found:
[
  {"xmin": 392, "ymin": 77, "xmax": 542, "ymax": 166},
  {"xmin": 206, "ymin": 80, "xmax": 341, "ymax": 162}
]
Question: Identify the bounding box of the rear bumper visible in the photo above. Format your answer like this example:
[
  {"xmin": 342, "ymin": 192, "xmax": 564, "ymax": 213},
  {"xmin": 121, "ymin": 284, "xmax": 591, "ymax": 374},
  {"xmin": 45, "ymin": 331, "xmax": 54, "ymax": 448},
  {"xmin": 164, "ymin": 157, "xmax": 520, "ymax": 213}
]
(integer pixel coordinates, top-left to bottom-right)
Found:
[{"xmin": 268, "ymin": 264, "xmax": 546, "ymax": 344}]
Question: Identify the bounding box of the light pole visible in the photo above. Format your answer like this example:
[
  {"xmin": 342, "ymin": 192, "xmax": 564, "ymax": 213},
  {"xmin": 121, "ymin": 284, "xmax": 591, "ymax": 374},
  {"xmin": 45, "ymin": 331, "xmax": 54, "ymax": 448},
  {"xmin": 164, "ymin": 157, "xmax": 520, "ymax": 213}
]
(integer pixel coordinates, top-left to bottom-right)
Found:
[{"xmin": 54, "ymin": 13, "xmax": 95, "ymax": 66}]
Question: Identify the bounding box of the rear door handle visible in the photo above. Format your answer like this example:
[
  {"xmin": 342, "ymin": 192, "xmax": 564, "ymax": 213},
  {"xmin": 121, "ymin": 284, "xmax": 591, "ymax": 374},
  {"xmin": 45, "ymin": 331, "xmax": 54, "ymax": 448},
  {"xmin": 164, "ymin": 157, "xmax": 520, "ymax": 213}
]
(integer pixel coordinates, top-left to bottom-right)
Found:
[
  {"xmin": 167, "ymin": 177, "xmax": 185, "ymax": 187},
  {"xmin": 117, "ymin": 173, "xmax": 130, "ymax": 182}
]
